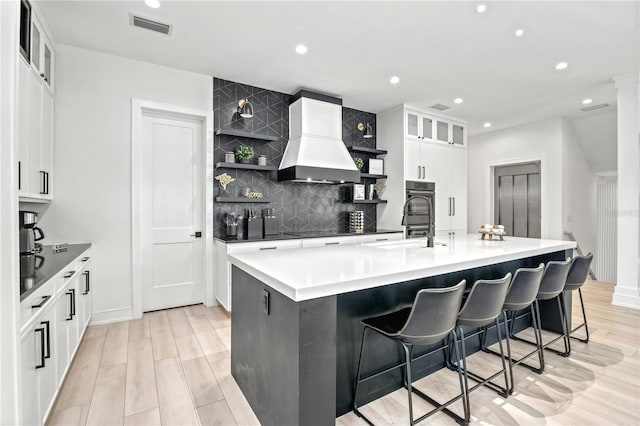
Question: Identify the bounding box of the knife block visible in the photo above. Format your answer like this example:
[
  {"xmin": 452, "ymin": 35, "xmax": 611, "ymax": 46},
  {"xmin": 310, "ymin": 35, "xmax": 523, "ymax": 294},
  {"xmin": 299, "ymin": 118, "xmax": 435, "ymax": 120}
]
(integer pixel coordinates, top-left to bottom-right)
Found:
[
  {"xmin": 263, "ymin": 217, "xmax": 278, "ymax": 236},
  {"xmin": 245, "ymin": 217, "xmax": 263, "ymax": 239}
]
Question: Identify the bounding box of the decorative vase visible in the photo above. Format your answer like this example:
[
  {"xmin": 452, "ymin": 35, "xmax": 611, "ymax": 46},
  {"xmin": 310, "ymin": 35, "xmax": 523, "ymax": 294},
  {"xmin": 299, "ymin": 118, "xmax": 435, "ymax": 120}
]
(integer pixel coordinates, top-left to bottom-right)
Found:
[{"xmin": 239, "ymin": 159, "xmax": 252, "ymax": 164}]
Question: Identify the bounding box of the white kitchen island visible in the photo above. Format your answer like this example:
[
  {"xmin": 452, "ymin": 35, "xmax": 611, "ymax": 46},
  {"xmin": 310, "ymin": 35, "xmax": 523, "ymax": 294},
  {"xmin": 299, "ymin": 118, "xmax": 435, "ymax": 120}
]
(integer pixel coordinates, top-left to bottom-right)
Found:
[{"xmin": 228, "ymin": 234, "xmax": 576, "ymax": 426}]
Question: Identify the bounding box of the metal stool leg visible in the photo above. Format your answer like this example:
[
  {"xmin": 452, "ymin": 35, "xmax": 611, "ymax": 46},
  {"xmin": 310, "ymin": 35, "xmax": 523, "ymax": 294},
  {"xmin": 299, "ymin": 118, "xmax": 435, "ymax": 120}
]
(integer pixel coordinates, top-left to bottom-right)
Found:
[
  {"xmin": 494, "ymin": 316, "xmax": 510, "ymax": 398},
  {"xmin": 401, "ymin": 343, "xmax": 415, "ymax": 425},
  {"xmin": 570, "ymin": 288, "xmax": 590, "ymax": 343},
  {"xmin": 353, "ymin": 327, "xmax": 374, "ymax": 425},
  {"xmin": 502, "ymin": 311, "xmax": 515, "ymax": 394}
]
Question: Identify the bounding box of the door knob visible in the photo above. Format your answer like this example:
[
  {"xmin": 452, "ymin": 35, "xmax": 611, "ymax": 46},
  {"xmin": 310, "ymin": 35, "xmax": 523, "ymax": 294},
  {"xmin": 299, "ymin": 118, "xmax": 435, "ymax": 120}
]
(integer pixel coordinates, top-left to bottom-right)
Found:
[{"xmin": 191, "ymin": 232, "xmax": 202, "ymax": 238}]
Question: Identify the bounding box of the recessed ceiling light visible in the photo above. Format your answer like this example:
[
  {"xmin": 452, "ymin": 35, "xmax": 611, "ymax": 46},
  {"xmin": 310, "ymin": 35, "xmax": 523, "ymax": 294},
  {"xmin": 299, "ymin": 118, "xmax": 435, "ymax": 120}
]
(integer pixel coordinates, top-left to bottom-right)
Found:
[
  {"xmin": 483, "ymin": 122, "xmax": 492, "ymax": 128},
  {"xmin": 555, "ymin": 62, "xmax": 568, "ymax": 70},
  {"xmin": 476, "ymin": 4, "xmax": 487, "ymax": 14},
  {"xmin": 389, "ymin": 76, "xmax": 400, "ymax": 85},
  {"xmin": 144, "ymin": 0, "xmax": 160, "ymax": 8},
  {"xmin": 582, "ymin": 98, "xmax": 593, "ymax": 105},
  {"xmin": 295, "ymin": 44, "xmax": 308, "ymax": 55},
  {"xmin": 454, "ymin": 98, "xmax": 463, "ymax": 104},
  {"xmin": 515, "ymin": 28, "xmax": 524, "ymax": 37}
]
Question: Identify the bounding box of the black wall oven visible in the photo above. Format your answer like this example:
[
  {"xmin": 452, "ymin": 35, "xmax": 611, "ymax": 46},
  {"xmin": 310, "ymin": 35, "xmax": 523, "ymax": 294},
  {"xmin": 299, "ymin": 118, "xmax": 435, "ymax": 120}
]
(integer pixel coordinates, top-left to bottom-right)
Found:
[{"xmin": 405, "ymin": 181, "xmax": 435, "ymax": 239}]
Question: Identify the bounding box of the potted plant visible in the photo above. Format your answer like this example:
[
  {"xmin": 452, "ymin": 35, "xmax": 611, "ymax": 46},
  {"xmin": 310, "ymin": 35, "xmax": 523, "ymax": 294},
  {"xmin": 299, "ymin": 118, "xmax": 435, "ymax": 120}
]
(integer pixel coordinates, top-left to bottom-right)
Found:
[
  {"xmin": 235, "ymin": 145, "xmax": 255, "ymax": 164},
  {"xmin": 353, "ymin": 157, "xmax": 364, "ymax": 170}
]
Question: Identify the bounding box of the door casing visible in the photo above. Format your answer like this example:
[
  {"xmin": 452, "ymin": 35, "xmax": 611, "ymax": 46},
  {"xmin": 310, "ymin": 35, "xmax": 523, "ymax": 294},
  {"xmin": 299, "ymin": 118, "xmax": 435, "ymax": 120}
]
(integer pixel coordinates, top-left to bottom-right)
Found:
[{"xmin": 131, "ymin": 99, "xmax": 214, "ymax": 319}]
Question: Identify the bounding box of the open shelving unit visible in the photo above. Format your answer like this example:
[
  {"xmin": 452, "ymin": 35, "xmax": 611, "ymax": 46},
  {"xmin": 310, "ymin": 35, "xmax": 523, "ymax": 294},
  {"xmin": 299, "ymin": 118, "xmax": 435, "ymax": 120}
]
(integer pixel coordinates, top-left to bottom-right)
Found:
[
  {"xmin": 215, "ymin": 162, "xmax": 277, "ymax": 171},
  {"xmin": 215, "ymin": 197, "xmax": 272, "ymax": 203},
  {"xmin": 347, "ymin": 146, "xmax": 387, "ymax": 156},
  {"xmin": 352, "ymin": 199, "xmax": 387, "ymax": 204},
  {"xmin": 214, "ymin": 128, "xmax": 278, "ymax": 142}
]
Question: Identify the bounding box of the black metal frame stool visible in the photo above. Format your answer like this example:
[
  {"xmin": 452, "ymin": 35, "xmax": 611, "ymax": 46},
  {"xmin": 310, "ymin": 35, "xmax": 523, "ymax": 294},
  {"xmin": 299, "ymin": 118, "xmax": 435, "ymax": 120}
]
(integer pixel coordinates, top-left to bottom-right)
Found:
[
  {"xmin": 353, "ymin": 281, "xmax": 468, "ymax": 425},
  {"xmin": 509, "ymin": 260, "xmax": 573, "ymax": 358},
  {"xmin": 564, "ymin": 253, "xmax": 594, "ymax": 347},
  {"xmin": 481, "ymin": 264, "xmax": 545, "ymax": 394},
  {"xmin": 447, "ymin": 273, "xmax": 512, "ymax": 412}
]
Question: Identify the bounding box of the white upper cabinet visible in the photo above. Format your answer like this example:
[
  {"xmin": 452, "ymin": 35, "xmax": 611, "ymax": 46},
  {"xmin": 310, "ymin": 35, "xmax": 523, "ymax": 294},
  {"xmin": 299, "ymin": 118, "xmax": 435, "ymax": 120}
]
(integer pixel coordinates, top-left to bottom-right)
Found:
[
  {"xmin": 30, "ymin": 16, "xmax": 54, "ymax": 91},
  {"xmin": 405, "ymin": 110, "xmax": 434, "ymax": 142},
  {"xmin": 435, "ymin": 118, "xmax": 466, "ymax": 147}
]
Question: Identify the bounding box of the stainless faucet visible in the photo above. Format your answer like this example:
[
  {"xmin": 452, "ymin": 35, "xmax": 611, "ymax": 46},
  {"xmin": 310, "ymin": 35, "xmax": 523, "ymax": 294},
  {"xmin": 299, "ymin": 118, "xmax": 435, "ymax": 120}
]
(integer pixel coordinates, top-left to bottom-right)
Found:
[{"xmin": 401, "ymin": 195, "xmax": 434, "ymax": 247}]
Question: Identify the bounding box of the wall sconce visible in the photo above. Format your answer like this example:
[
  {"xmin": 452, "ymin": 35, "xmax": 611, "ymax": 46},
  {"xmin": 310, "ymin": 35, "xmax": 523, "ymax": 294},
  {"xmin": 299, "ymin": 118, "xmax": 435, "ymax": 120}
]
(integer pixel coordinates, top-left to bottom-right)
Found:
[
  {"xmin": 237, "ymin": 98, "xmax": 254, "ymax": 118},
  {"xmin": 357, "ymin": 122, "xmax": 374, "ymax": 139}
]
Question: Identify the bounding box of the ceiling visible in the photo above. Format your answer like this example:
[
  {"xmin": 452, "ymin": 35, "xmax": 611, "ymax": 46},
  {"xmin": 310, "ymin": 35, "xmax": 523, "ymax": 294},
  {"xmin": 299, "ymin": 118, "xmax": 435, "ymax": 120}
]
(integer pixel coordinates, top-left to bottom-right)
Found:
[{"xmin": 38, "ymin": 1, "xmax": 637, "ymax": 137}]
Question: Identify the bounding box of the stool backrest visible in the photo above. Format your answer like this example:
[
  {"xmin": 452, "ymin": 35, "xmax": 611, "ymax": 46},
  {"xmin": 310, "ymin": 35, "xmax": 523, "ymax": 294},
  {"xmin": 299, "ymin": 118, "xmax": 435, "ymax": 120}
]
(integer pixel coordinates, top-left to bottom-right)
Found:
[
  {"xmin": 457, "ymin": 273, "xmax": 512, "ymax": 328},
  {"xmin": 503, "ymin": 264, "xmax": 545, "ymax": 311},
  {"xmin": 398, "ymin": 280, "xmax": 466, "ymax": 345},
  {"xmin": 537, "ymin": 260, "xmax": 571, "ymax": 300},
  {"xmin": 565, "ymin": 253, "xmax": 593, "ymax": 291}
]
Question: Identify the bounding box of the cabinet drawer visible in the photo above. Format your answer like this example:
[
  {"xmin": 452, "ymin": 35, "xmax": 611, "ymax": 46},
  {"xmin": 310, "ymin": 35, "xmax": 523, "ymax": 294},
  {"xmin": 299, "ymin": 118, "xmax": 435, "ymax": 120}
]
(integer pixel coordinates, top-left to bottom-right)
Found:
[
  {"xmin": 357, "ymin": 233, "xmax": 404, "ymax": 244},
  {"xmin": 301, "ymin": 236, "xmax": 356, "ymax": 248},
  {"xmin": 228, "ymin": 239, "xmax": 302, "ymax": 254},
  {"xmin": 20, "ymin": 276, "xmax": 58, "ymax": 333}
]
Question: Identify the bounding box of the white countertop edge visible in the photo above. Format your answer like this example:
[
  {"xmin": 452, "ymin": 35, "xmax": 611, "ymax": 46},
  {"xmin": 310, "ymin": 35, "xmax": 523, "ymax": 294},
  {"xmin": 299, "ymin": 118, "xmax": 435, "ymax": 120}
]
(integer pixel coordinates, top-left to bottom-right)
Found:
[{"xmin": 229, "ymin": 239, "xmax": 576, "ymax": 302}]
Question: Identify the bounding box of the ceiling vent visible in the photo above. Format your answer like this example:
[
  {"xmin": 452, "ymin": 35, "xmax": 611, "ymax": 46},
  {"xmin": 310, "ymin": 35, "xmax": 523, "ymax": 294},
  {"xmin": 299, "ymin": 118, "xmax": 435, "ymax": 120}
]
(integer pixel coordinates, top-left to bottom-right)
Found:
[
  {"xmin": 581, "ymin": 103, "xmax": 610, "ymax": 112},
  {"xmin": 429, "ymin": 103, "xmax": 451, "ymax": 111},
  {"xmin": 129, "ymin": 14, "xmax": 172, "ymax": 35}
]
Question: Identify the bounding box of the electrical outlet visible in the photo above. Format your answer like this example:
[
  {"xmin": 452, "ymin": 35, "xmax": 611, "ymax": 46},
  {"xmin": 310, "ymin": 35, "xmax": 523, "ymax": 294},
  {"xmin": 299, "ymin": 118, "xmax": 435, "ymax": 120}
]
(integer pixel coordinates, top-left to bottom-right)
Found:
[{"xmin": 262, "ymin": 290, "xmax": 270, "ymax": 315}]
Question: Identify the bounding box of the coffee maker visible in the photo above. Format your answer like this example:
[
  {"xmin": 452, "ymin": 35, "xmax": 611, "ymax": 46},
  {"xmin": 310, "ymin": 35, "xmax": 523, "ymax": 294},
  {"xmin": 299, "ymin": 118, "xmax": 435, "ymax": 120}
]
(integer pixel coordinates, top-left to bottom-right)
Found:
[{"xmin": 19, "ymin": 211, "xmax": 45, "ymax": 255}]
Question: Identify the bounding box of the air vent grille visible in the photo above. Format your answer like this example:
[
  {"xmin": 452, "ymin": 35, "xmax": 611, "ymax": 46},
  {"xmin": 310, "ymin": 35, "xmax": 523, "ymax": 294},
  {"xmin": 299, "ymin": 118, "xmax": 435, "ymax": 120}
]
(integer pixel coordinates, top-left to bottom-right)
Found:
[
  {"xmin": 429, "ymin": 103, "xmax": 451, "ymax": 111},
  {"xmin": 581, "ymin": 103, "xmax": 610, "ymax": 112},
  {"xmin": 130, "ymin": 14, "xmax": 172, "ymax": 35}
]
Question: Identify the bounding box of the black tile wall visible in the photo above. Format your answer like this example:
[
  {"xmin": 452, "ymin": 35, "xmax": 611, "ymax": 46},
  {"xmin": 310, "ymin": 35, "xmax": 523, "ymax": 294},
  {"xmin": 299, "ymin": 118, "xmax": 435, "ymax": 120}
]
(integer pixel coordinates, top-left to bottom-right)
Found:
[{"xmin": 213, "ymin": 78, "xmax": 383, "ymax": 238}]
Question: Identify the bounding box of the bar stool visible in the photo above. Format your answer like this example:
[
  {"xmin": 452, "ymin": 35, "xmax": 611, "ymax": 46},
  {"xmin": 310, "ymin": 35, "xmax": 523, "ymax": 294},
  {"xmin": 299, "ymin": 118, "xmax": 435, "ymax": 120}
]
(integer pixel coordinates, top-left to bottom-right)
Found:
[
  {"xmin": 481, "ymin": 264, "xmax": 545, "ymax": 394},
  {"xmin": 447, "ymin": 273, "xmax": 512, "ymax": 415},
  {"xmin": 509, "ymin": 260, "xmax": 572, "ymax": 358},
  {"xmin": 353, "ymin": 281, "xmax": 468, "ymax": 425},
  {"xmin": 564, "ymin": 253, "xmax": 594, "ymax": 346}
]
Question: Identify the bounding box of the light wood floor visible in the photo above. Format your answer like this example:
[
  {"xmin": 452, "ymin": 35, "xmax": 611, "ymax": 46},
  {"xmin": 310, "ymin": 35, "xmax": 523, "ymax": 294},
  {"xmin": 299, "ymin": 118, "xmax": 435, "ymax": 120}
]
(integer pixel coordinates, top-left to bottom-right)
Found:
[{"xmin": 48, "ymin": 281, "xmax": 640, "ymax": 426}]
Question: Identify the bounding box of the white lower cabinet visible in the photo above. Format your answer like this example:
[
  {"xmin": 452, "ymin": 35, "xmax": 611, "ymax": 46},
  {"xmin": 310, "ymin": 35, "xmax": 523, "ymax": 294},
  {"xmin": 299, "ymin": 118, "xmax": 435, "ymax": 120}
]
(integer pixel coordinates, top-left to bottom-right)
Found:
[
  {"xmin": 20, "ymin": 248, "xmax": 91, "ymax": 425},
  {"xmin": 214, "ymin": 233, "xmax": 403, "ymax": 310}
]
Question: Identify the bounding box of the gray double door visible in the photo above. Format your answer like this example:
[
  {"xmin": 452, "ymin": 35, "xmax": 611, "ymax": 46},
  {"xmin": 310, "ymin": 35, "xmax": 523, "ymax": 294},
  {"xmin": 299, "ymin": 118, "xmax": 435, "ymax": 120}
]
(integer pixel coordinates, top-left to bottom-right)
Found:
[{"xmin": 494, "ymin": 162, "xmax": 541, "ymax": 238}]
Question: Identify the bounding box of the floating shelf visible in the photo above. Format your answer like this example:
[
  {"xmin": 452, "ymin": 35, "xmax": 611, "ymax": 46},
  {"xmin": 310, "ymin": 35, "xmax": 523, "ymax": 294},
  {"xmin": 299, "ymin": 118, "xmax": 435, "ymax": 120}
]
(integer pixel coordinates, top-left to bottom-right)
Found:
[
  {"xmin": 214, "ymin": 128, "xmax": 278, "ymax": 142},
  {"xmin": 351, "ymin": 199, "xmax": 387, "ymax": 204},
  {"xmin": 215, "ymin": 162, "xmax": 277, "ymax": 171},
  {"xmin": 348, "ymin": 146, "xmax": 387, "ymax": 155},
  {"xmin": 360, "ymin": 173, "xmax": 387, "ymax": 179},
  {"xmin": 215, "ymin": 197, "xmax": 271, "ymax": 203}
]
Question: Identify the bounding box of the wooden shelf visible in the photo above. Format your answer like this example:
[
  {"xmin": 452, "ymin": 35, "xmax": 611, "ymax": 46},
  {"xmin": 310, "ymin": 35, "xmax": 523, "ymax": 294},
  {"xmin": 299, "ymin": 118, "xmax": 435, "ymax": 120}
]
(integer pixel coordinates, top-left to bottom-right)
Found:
[
  {"xmin": 215, "ymin": 197, "xmax": 272, "ymax": 203},
  {"xmin": 215, "ymin": 162, "xmax": 277, "ymax": 171},
  {"xmin": 351, "ymin": 199, "xmax": 387, "ymax": 204},
  {"xmin": 360, "ymin": 173, "xmax": 387, "ymax": 179},
  {"xmin": 214, "ymin": 128, "xmax": 278, "ymax": 142},
  {"xmin": 348, "ymin": 146, "xmax": 387, "ymax": 155}
]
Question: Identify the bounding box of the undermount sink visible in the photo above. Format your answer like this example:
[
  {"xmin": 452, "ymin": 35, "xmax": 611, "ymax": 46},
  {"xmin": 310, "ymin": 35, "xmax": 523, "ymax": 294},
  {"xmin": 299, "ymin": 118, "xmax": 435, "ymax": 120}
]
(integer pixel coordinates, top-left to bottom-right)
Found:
[{"xmin": 363, "ymin": 239, "xmax": 431, "ymax": 249}]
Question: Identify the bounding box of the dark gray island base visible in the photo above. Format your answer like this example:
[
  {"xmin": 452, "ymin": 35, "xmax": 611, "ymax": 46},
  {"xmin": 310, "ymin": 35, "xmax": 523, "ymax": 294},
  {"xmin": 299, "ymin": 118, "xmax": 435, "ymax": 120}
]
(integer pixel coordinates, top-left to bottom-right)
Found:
[{"xmin": 231, "ymin": 249, "xmax": 572, "ymax": 426}]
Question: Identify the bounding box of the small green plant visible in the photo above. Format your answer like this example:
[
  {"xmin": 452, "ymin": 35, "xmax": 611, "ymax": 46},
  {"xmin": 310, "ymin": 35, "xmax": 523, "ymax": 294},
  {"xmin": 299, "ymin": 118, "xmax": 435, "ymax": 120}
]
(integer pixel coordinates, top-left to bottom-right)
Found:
[
  {"xmin": 235, "ymin": 145, "xmax": 255, "ymax": 161},
  {"xmin": 353, "ymin": 157, "xmax": 364, "ymax": 169}
]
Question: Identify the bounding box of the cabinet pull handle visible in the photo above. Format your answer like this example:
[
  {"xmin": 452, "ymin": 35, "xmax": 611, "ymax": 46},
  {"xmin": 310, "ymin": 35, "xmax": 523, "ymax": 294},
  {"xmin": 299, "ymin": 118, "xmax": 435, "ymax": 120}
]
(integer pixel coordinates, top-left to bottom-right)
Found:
[
  {"xmin": 40, "ymin": 73, "xmax": 44, "ymax": 77},
  {"xmin": 41, "ymin": 320, "xmax": 51, "ymax": 359},
  {"xmin": 81, "ymin": 257, "xmax": 90, "ymax": 262},
  {"xmin": 259, "ymin": 247, "xmax": 277, "ymax": 251},
  {"xmin": 66, "ymin": 290, "xmax": 74, "ymax": 320},
  {"xmin": 376, "ymin": 238, "xmax": 389, "ymax": 241},
  {"xmin": 35, "ymin": 327, "xmax": 45, "ymax": 369},
  {"xmin": 39, "ymin": 171, "xmax": 46, "ymax": 194},
  {"xmin": 453, "ymin": 197, "xmax": 456, "ymax": 216},
  {"xmin": 31, "ymin": 295, "xmax": 51, "ymax": 309},
  {"xmin": 83, "ymin": 271, "xmax": 90, "ymax": 295},
  {"xmin": 64, "ymin": 270, "xmax": 75, "ymax": 278},
  {"xmin": 422, "ymin": 166, "xmax": 425, "ymax": 179},
  {"xmin": 45, "ymin": 171, "xmax": 49, "ymax": 195},
  {"xmin": 18, "ymin": 161, "xmax": 21, "ymax": 190},
  {"xmin": 71, "ymin": 288, "xmax": 76, "ymax": 317},
  {"xmin": 417, "ymin": 166, "xmax": 420, "ymax": 179},
  {"xmin": 325, "ymin": 242, "xmax": 340, "ymax": 246}
]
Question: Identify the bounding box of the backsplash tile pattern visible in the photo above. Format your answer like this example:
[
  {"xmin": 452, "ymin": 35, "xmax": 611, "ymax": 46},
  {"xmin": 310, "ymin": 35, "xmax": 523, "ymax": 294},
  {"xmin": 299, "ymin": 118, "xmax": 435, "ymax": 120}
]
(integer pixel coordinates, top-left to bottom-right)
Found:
[{"xmin": 213, "ymin": 78, "xmax": 381, "ymax": 238}]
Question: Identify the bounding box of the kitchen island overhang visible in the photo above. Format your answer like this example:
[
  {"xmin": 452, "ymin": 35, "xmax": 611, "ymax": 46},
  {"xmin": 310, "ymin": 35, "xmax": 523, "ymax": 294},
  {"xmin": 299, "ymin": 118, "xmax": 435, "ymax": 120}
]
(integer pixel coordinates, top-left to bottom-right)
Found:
[{"xmin": 229, "ymin": 235, "xmax": 576, "ymax": 426}]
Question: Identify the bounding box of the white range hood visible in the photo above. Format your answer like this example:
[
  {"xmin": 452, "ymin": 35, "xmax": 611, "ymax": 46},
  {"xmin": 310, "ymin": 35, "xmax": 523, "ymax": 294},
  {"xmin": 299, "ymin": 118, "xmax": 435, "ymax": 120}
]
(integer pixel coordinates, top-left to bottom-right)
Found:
[{"xmin": 277, "ymin": 91, "xmax": 360, "ymax": 184}]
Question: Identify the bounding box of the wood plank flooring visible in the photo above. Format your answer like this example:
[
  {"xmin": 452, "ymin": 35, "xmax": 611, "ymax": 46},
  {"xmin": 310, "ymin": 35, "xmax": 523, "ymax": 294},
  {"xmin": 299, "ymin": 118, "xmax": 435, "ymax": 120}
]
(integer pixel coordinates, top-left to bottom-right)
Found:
[{"xmin": 48, "ymin": 280, "xmax": 640, "ymax": 425}]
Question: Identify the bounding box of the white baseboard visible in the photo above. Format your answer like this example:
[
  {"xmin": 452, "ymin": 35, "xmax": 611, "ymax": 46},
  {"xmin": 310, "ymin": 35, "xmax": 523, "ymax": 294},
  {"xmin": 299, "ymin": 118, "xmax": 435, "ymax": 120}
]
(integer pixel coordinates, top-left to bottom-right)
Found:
[
  {"xmin": 89, "ymin": 306, "xmax": 135, "ymax": 325},
  {"xmin": 612, "ymin": 286, "xmax": 640, "ymax": 310}
]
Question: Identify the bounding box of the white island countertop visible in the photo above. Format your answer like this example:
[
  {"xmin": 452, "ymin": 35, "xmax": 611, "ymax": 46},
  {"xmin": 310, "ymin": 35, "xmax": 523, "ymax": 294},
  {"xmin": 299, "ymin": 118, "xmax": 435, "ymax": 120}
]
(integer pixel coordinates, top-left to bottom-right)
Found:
[{"xmin": 228, "ymin": 234, "xmax": 576, "ymax": 302}]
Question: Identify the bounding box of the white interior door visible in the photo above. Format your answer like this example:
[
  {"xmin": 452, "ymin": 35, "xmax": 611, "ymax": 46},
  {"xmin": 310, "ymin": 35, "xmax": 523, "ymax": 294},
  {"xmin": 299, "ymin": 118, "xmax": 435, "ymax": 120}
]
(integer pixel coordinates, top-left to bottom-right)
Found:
[{"xmin": 141, "ymin": 112, "xmax": 204, "ymax": 312}]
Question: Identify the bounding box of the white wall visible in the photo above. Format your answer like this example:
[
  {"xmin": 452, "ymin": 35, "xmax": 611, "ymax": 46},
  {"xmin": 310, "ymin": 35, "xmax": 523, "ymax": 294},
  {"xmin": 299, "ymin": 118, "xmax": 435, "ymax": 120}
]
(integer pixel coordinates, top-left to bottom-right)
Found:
[
  {"xmin": 0, "ymin": 1, "xmax": 20, "ymax": 423},
  {"xmin": 570, "ymin": 110, "xmax": 617, "ymax": 173},
  {"xmin": 38, "ymin": 44, "xmax": 213, "ymax": 323},
  {"xmin": 561, "ymin": 118, "xmax": 597, "ymax": 258},
  {"xmin": 467, "ymin": 118, "xmax": 564, "ymax": 240}
]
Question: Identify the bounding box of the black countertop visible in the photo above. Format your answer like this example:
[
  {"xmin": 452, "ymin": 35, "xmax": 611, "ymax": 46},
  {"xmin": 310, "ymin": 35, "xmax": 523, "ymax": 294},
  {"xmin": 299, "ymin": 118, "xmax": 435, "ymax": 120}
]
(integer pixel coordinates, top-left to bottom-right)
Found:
[
  {"xmin": 20, "ymin": 243, "xmax": 91, "ymax": 301},
  {"xmin": 215, "ymin": 229, "xmax": 403, "ymax": 244}
]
